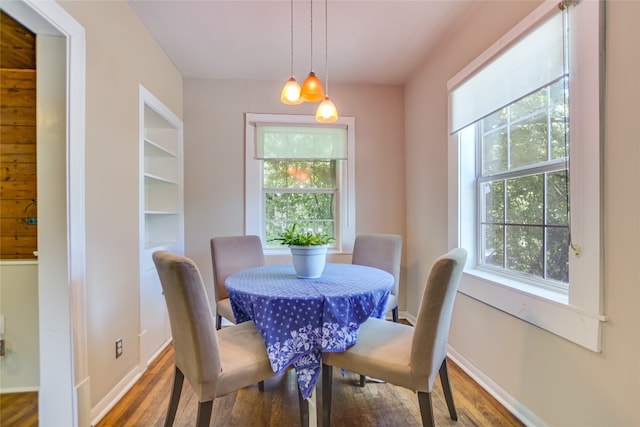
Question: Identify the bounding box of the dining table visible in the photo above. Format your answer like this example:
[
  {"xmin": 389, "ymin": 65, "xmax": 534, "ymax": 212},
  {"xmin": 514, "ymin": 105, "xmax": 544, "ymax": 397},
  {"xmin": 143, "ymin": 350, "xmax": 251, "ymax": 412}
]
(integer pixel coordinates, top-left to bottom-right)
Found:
[{"xmin": 225, "ymin": 262, "xmax": 394, "ymax": 401}]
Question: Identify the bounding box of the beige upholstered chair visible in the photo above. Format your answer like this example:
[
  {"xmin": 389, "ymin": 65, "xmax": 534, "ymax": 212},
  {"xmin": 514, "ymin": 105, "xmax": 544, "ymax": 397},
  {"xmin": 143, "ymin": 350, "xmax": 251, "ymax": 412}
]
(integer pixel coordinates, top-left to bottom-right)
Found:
[
  {"xmin": 322, "ymin": 248, "xmax": 468, "ymax": 427},
  {"xmin": 351, "ymin": 234, "xmax": 403, "ymax": 322},
  {"xmin": 153, "ymin": 251, "xmax": 308, "ymax": 427},
  {"xmin": 210, "ymin": 235, "xmax": 265, "ymax": 330},
  {"xmin": 351, "ymin": 233, "xmax": 403, "ymax": 387}
]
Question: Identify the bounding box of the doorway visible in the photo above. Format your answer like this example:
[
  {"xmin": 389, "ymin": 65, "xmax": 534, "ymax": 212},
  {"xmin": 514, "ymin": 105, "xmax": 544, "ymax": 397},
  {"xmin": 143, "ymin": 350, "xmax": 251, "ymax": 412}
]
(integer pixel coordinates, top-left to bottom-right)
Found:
[{"xmin": 0, "ymin": 1, "xmax": 87, "ymax": 425}]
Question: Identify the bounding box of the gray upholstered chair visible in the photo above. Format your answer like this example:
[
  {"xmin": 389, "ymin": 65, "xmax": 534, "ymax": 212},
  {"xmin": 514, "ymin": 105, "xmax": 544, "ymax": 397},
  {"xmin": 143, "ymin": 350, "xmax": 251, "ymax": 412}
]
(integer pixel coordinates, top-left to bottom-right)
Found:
[
  {"xmin": 322, "ymin": 248, "xmax": 468, "ymax": 427},
  {"xmin": 153, "ymin": 251, "xmax": 308, "ymax": 427},
  {"xmin": 351, "ymin": 234, "xmax": 403, "ymax": 322},
  {"xmin": 210, "ymin": 235, "xmax": 265, "ymax": 330}
]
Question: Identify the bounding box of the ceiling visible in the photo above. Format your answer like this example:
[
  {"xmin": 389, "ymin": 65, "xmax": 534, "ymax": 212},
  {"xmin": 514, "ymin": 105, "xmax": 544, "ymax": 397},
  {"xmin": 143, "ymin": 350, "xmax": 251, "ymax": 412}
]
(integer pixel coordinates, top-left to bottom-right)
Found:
[{"xmin": 128, "ymin": 0, "xmax": 479, "ymax": 86}]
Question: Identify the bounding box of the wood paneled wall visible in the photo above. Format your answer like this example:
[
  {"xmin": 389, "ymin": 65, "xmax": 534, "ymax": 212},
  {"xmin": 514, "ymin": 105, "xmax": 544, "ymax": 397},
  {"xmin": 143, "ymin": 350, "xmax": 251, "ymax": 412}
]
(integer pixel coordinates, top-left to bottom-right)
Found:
[{"xmin": 0, "ymin": 11, "xmax": 37, "ymax": 259}]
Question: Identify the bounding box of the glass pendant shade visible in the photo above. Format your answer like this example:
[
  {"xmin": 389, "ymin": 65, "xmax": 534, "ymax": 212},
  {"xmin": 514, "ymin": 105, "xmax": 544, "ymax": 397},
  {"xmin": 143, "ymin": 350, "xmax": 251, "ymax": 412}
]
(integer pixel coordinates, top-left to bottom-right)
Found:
[
  {"xmin": 300, "ymin": 71, "xmax": 325, "ymax": 102},
  {"xmin": 315, "ymin": 96, "xmax": 338, "ymax": 123},
  {"xmin": 281, "ymin": 77, "xmax": 303, "ymax": 105}
]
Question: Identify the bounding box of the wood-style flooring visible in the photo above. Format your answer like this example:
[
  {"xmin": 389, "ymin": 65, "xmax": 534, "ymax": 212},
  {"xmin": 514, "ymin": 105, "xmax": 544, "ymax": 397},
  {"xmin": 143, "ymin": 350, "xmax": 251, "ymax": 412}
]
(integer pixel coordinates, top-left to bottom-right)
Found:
[{"xmin": 1, "ymin": 325, "xmax": 524, "ymax": 427}]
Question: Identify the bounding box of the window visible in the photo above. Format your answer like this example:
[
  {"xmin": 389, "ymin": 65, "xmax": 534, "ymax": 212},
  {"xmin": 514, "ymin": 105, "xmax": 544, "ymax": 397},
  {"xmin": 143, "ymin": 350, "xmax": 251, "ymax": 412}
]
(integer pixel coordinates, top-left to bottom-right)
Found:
[
  {"xmin": 478, "ymin": 78, "xmax": 570, "ymax": 288},
  {"xmin": 448, "ymin": 0, "xmax": 605, "ymax": 351},
  {"xmin": 245, "ymin": 114, "xmax": 356, "ymax": 253}
]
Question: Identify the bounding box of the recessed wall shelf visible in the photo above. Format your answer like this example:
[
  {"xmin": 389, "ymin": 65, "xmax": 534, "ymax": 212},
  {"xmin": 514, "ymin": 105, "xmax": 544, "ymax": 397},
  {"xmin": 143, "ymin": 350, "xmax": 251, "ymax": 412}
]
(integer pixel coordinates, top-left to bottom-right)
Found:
[{"xmin": 138, "ymin": 85, "xmax": 183, "ymax": 369}]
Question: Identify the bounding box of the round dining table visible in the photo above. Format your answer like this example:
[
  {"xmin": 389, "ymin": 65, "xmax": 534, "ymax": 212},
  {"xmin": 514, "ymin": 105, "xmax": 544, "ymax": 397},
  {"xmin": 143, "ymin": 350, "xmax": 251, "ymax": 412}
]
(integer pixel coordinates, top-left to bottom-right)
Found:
[{"xmin": 225, "ymin": 262, "xmax": 394, "ymax": 400}]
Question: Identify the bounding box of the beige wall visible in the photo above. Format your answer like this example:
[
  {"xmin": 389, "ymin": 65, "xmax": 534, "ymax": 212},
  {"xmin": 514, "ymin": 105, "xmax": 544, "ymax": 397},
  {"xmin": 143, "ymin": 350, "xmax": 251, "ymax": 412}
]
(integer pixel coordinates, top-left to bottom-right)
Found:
[
  {"xmin": 58, "ymin": 0, "xmax": 183, "ymax": 412},
  {"xmin": 183, "ymin": 79, "xmax": 406, "ymax": 309},
  {"xmin": 405, "ymin": 1, "xmax": 640, "ymax": 425}
]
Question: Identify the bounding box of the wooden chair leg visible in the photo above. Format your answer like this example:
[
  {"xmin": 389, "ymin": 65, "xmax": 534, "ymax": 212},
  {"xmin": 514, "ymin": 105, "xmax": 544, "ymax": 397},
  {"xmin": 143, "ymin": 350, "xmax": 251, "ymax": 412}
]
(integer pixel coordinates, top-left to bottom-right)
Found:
[
  {"xmin": 196, "ymin": 400, "xmax": 213, "ymax": 427},
  {"xmin": 439, "ymin": 358, "xmax": 458, "ymax": 421},
  {"xmin": 215, "ymin": 314, "xmax": 222, "ymax": 330},
  {"xmin": 417, "ymin": 391, "xmax": 435, "ymax": 427},
  {"xmin": 322, "ymin": 364, "xmax": 333, "ymax": 427},
  {"xmin": 298, "ymin": 385, "xmax": 310, "ymax": 427},
  {"xmin": 164, "ymin": 367, "xmax": 184, "ymax": 427},
  {"xmin": 392, "ymin": 307, "xmax": 399, "ymax": 323}
]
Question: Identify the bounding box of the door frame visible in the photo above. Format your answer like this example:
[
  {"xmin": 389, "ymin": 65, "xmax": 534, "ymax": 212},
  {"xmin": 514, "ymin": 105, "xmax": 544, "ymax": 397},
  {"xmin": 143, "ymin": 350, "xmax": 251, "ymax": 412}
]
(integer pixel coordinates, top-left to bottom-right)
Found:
[{"xmin": 0, "ymin": 1, "xmax": 87, "ymax": 425}]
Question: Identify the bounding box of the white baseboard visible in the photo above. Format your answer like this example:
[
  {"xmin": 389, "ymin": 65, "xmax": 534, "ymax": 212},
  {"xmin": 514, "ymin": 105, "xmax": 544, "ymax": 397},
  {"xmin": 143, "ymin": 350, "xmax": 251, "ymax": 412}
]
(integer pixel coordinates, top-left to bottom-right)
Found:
[
  {"xmin": 90, "ymin": 366, "xmax": 141, "ymax": 426},
  {"xmin": 0, "ymin": 385, "xmax": 39, "ymax": 393},
  {"xmin": 446, "ymin": 345, "xmax": 547, "ymax": 427}
]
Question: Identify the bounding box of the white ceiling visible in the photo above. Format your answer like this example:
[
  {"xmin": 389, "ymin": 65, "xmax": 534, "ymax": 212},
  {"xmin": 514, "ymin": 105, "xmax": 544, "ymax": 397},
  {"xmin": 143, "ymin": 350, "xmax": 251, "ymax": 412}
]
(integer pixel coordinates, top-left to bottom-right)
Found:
[{"xmin": 129, "ymin": 0, "xmax": 479, "ymax": 85}]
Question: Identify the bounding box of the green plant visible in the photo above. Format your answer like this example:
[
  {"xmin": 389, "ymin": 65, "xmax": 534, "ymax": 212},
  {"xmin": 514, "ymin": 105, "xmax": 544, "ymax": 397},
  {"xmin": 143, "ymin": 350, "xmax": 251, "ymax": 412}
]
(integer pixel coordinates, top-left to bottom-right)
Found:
[{"xmin": 272, "ymin": 224, "xmax": 334, "ymax": 246}]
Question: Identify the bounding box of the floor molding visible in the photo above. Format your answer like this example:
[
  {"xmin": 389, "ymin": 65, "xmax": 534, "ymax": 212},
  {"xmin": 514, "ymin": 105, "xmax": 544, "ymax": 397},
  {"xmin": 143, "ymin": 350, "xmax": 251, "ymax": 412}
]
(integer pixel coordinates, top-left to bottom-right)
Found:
[{"xmin": 446, "ymin": 345, "xmax": 546, "ymax": 427}]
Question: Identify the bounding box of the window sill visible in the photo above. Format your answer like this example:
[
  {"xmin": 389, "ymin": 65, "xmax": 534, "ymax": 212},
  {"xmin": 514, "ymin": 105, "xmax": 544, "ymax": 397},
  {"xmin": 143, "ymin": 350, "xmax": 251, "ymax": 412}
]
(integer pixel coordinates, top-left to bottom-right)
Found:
[{"xmin": 458, "ymin": 268, "xmax": 607, "ymax": 352}]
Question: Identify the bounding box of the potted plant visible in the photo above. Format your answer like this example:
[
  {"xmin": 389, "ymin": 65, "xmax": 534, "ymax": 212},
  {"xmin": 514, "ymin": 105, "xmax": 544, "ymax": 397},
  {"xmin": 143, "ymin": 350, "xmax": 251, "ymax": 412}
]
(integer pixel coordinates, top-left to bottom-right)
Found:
[{"xmin": 273, "ymin": 224, "xmax": 334, "ymax": 278}]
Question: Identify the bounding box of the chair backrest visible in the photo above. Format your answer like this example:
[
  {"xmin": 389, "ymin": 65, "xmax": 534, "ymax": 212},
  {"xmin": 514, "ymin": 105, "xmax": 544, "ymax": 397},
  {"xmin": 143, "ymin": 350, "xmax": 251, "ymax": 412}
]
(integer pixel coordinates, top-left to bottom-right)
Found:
[
  {"xmin": 210, "ymin": 235, "xmax": 265, "ymax": 302},
  {"xmin": 410, "ymin": 248, "xmax": 467, "ymax": 390},
  {"xmin": 153, "ymin": 250, "xmax": 221, "ymax": 401},
  {"xmin": 351, "ymin": 234, "xmax": 402, "ymax": 297}
]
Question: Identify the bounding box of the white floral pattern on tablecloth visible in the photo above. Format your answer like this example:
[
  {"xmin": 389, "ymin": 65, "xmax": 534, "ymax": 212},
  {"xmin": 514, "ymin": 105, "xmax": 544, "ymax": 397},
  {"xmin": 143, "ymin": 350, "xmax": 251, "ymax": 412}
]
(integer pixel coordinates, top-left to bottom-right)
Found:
[{"xmin": 227, "ymin": 263, "xmax": 393, "ymax": 399}]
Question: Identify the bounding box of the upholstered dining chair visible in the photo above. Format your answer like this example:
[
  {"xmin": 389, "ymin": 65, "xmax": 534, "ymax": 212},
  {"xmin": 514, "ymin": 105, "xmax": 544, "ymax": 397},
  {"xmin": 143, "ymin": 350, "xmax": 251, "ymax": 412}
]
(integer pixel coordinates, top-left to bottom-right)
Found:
[
  {"xmin": 351, "ymin": 233, "xmax": 403, "ymax": 387},
  {"xmin": 322, "ymin": 248, "xmax": 468, "ymax": 427},
  {"xmin": 210, "ymin": 235, "xmax": 265, "ymax": 330},
  {"xmin": 351, "ymin": 234, "xmax": 403, "ymax": 322},
  {"xmin": 153, "ymin": 251, "xmax": 308, "ymax": 427}
]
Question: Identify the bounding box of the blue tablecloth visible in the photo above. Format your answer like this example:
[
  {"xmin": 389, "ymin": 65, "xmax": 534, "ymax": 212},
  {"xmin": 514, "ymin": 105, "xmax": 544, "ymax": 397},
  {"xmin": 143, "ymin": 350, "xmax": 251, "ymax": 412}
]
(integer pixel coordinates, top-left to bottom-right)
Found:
[{"xmin": 226, "ymin": 263, "xmax": 393, "ymax": 399}]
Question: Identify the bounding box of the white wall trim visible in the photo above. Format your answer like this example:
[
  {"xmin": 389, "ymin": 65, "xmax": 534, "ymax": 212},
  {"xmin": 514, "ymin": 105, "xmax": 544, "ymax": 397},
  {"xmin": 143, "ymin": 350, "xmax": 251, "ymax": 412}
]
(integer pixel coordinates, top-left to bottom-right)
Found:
[
  {"xmin": 1, "ymin": 1, "xmax": 88, "ymax": 425},
  {"xmin": 90, "ymin": 367, "xmax": 142, "ymax": 426},
  {"xmin": 447, "ymin": 345, "xmax": 547, "ymax": 427}
]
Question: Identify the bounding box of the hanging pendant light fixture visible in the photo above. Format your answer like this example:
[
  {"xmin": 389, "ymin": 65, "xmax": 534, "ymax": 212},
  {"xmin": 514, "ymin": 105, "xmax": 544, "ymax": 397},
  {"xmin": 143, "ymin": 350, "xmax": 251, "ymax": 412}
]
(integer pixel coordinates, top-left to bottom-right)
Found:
[
  {"xmin": 316, "ymin": 0, "xmax": 338, "ymax": 123},
  {"xmin": 300, "ymin": 0, "xmax": 325, "ymax": 102},
  {"xmin": 281, "ymin": 0, "xmax": 303, "ymax": 105}
]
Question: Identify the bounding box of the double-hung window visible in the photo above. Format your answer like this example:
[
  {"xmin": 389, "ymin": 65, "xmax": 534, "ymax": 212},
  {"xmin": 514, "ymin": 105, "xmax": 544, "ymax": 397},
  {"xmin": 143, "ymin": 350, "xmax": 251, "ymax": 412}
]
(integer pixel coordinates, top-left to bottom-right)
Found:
[
  {"xmin": 448, "ymin": 0, "xmax": 605, "ymax": 351},
  {"xmin": 245, "ymin": 114, "xmax": 356, "ymax": 253}
]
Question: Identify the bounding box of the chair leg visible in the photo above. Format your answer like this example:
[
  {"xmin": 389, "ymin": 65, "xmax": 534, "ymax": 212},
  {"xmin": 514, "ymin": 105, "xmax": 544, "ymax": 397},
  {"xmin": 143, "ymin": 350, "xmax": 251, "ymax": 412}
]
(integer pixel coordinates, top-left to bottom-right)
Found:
[
  {"xmin": 258, "ymin": 380, "xmax": 264, "ymax": 391},
  {"xmin": 322, "ymin": 364, "xmax": 333, "ymax": 427},
  {"xmin": 392, "ymin": 307, "xmax": 399, "ymax": 323},
  {"xmin": 359, "ymin": 375, "xmax": 366, "ymax": 387},
  {"xmin": 196, "ymin": 400, "xmax": 213, "ymax": 427},
  {"xmin": 298, "ymin": 385, "xmax": 310, "ymax": 427},
  {"xmin": 439, "ymin": 358, "xmax": 458, "ymax": 421},
  {"xmin": 215, "ymin": 314, "xmax": 222, "ymax": 330},
  {"xmin": 417, "ymin": 391, "xmax": 435, "ymax": 427},
  {"xmin": 164, "ymin": 367, "xmax": 184, "ymax": 427}
]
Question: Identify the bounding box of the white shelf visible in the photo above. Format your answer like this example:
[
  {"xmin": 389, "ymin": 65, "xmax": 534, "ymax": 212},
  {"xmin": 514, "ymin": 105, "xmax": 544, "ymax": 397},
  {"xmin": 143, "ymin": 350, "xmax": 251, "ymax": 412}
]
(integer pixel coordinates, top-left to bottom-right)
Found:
[{"xmin": 139, "ymin": 85, "xmax": 183, "ymax": 370}]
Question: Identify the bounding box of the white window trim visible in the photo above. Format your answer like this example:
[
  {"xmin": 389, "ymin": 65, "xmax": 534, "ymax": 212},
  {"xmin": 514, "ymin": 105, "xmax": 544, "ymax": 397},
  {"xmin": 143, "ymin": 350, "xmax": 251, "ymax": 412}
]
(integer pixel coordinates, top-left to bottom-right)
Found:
[
  {"xmin": 447, "ymin": 0, "xmax": 606, "ymax": 352},
  {"xmin": 245, "ymin": 113, "xmax": 356, "ymax": 255}
]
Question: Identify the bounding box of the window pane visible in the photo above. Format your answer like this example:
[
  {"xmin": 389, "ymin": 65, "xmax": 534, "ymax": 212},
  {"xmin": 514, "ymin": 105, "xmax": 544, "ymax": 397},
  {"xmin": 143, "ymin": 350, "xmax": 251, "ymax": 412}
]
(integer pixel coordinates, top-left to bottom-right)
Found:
[
  {"xmin": 546, "ymin": 227, "xmax": 569, "ymax": 283},
  {"xmin": 506, "ymin": 225, "xmax": 543, "ymax": 276},
  {"xmin": 482, "ymin": 224, "xmax": 504, "ymax": 268},
  {"xmin": 482, "ymin": 180, "xmax": 505, "ymax": 223},
  {"xmin": 546, "ymin": 170, "xmax": 568, "ymax": 225},
  {"xmin": 482, "ymin": 127, "xmax": 508, "ymax": 175},
  {"xmin": 510, "ymin": 112, "xmax": 548, "ymax": 169},
  {"xmin": 264, "ymin": 160, "xmax": 336, "ymax": 190},
  {"xmin": 549, "ymin": 79, "xmax": 568, "ymax": 160},
  {"xmin": 506, "ymin": 175, "xmax": 543, "ymax": 224},
  {"xmin": 264, "ymin": 192, "xmax": 336, "ymax": 248}
]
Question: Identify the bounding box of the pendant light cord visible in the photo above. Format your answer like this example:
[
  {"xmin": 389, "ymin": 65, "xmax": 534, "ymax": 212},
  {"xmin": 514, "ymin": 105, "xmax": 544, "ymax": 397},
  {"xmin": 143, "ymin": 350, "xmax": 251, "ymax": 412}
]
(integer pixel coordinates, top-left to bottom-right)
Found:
[
  {"xmin": 290, "ymin": 0, "xmax": 294, "ymax": 76},
  {"xmin": 324, "ymin": 0, "xmax": 329, "ymax": 94},
  {"xmin": 309, "ymin": 0, "xmax": 314, "ymax": 71}
]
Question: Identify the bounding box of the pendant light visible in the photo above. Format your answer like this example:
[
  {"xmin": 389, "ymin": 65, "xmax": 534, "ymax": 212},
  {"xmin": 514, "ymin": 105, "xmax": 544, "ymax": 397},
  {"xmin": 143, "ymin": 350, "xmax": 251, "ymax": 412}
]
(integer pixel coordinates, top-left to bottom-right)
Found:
[
  {"xmin": 315, "ymin": 0, "xmax": 338, "ymax": 123},
  {"xmin": 300, "ymin": 0, "xmax": 325, "ymax": 102},
  {"xmin": 281, "ymin": 0, "xmax": 303, "ymax": 105}
]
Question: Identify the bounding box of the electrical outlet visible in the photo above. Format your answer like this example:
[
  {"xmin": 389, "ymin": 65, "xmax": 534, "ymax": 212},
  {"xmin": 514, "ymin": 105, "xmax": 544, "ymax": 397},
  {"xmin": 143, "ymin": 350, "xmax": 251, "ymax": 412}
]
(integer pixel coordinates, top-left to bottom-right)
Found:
[{"xmin": 115, "ymin": 338, "xmax": 123, "ymax": 358}]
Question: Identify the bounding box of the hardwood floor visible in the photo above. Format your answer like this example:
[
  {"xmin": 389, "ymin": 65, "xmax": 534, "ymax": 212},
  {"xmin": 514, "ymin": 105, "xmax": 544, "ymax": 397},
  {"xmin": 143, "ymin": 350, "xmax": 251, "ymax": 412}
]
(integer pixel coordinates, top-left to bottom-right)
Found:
[{"xmin": 1, "ymin": 327, "xmax": 524, "ymax": 427}]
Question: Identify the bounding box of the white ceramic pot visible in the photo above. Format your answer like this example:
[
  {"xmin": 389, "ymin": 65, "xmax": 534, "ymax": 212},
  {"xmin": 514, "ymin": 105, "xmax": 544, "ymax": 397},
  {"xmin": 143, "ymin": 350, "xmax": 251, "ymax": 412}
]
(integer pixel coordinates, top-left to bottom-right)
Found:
[{"xmin": 290, "ymin": 245, "xmax": 328, "ymax": 278}]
